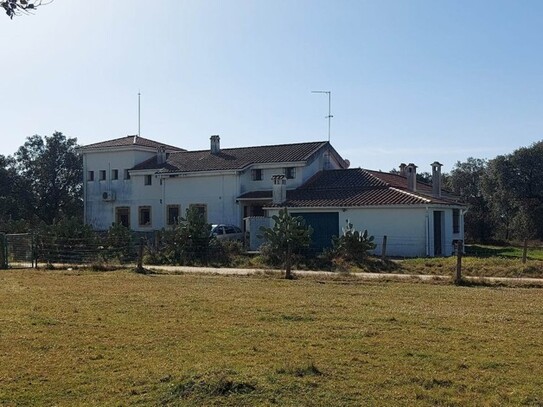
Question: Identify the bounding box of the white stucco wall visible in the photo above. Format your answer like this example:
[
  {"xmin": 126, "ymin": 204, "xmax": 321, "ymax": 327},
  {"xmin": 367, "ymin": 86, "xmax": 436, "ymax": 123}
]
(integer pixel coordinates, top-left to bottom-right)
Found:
[
  {"xmin": 266, "ymin": 205, "xmax": 464, "ymax": 258},
  {"xmin": 162, "ymin": 173, "xmax": 241, "ymax": 226}
]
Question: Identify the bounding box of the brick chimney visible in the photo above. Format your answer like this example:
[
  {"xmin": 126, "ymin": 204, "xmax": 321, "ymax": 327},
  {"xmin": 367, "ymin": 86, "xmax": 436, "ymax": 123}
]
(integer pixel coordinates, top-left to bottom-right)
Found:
[
  {"xmin": 272, "ymin": 174, "xmax": 286, "ymax": 204},
  {"xmin": 431, "ymin": 161, "xmax": 443, "ymax": 198},
  {"xmin": 406, "ymin": 163, "xmax": 417, "ymax": 191},
  {"xmin": 210, "ymin": 135, "xmax": 220, "ymax": 154}
]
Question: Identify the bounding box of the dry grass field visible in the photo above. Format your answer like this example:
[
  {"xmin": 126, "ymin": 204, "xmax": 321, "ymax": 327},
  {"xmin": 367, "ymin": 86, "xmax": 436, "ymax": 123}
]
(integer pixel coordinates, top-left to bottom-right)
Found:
[{"xmin": 1, "ymin": 269, "xmax": 543, "ymax": 406}]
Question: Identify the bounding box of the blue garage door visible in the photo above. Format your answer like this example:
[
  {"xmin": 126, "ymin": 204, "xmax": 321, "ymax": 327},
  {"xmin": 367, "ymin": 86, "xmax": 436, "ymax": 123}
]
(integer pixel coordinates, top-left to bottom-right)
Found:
[{"xmin": 294, "ymin": 212, "xmax": 339, "ymax": 252}]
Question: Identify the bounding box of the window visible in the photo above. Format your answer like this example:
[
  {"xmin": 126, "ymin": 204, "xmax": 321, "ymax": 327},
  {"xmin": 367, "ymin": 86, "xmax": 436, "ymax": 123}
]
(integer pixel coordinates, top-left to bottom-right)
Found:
[
  {"xmin": 453, "ymin": 209, "xmax": 460, "ymax": 234},
  {"xmin": 99, "ymin": 170, "xmax": 106, "ymax": 181},
  {"xmin": 167, "ymin": 205, "xmax": 180, "ymax": 225},
  {"xmin": 285, "ymin": 167, "xmax": 296, "ymax": 179},
  {"xmin": 144, "ymin": 174, "xmax": 152, "ymax": 186},
  {"xmin": 115, "ymin": 207, "xmax": 130, "ymax": 228},
  {"xmin": 112, "ymin": 169, "xmax": 119, "ymax": 180},
  {"xmin": 189, "ymin": 204, "xmax": 207, "ymax": 222},
  {"xmin": 87, "ymin": 171, "xmax": 94, "ymax": 181},
  {"xmin": 139, "ymin": 206, "xmax": 151, "ymax": 226},
  {"xmin": 124, "ymin": 169, "xmax": 131, "ymax": 180},
  {"xmin": 252, "ymin": 169, "xmax": 262, "ymax": 181}
]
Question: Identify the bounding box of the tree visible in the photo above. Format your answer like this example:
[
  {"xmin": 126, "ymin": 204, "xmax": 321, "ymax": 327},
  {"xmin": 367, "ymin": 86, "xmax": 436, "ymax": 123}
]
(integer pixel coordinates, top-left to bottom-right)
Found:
[
  {"xmin": 12, "ymin": 132, "xmax": 82, "ymax": 225},
  {"xmin": 483, "ymin": 142, "xmax": 543, "ymax": 240},
  {"xmin": 446, "ymin": 157, "xmax": 494, "ymax": 242},
  {"xmin": 259, "ymin": 208, "xmax": 313, "ymax": 279},
  {"xmin": 2, "ymin": 0, "xmax": 50, "ymax": 19},
  {"xmin": 0, "ymin": 155, "xmax": 21, "ymax": 223}
]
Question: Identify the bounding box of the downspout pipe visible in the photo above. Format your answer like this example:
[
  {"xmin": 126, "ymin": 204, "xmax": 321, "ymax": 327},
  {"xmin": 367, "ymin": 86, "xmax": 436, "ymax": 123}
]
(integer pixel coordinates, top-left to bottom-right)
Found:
[{"xmin": 425, "ymin": 207, "xmax": 430, "ymax": 257}]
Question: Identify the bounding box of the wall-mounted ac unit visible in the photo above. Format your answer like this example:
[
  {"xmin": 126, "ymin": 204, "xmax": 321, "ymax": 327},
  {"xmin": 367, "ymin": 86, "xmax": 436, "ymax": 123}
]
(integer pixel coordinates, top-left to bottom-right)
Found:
[{"xmin": 102, "ymin": 191, "xmax": 116, "ymax": 202}]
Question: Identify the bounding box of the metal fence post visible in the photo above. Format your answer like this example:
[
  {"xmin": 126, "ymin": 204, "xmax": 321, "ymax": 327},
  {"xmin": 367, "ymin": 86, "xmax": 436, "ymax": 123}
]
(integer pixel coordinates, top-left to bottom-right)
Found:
[
  {"xmin": 0, "ymin": 233, "xmax": 7, "ymax": 269},
  {"xmin": 381, "ymin": 235, "xmax": 387, "ymax": 261}
]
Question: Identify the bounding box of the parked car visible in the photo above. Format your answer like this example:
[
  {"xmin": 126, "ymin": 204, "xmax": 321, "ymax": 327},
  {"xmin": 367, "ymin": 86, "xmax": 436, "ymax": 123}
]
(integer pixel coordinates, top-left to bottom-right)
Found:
[{"xmin": 210, "ymin": 224, "xmax": 244, "ymax": 241}]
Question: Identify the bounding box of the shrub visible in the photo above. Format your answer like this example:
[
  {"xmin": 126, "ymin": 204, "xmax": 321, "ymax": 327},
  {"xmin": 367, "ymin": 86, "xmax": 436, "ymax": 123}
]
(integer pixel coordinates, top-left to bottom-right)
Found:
[{"xmin": 329, "ymin": 220, "xmax": 376, "ymax": 266}]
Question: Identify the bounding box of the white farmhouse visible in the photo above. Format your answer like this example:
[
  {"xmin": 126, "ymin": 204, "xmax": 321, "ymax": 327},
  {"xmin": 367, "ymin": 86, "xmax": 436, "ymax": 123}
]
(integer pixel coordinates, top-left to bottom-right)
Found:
[{"xmin": 80, "ymin": 135, "xmax": 465, "ymax": 257}]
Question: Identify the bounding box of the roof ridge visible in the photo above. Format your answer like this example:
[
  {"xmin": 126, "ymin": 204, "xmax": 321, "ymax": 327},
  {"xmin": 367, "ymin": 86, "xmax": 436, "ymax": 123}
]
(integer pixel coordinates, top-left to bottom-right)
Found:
[{"xmin": 170, "ymin": 140, "xmax": 328, "ymax": 155}]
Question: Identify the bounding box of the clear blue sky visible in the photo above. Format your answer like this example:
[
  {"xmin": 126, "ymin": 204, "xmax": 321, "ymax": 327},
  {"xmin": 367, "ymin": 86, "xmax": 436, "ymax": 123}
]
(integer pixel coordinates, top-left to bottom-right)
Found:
[{"xmin": 1, "ymin": 0, "xmax": 542, "ymax": 173}]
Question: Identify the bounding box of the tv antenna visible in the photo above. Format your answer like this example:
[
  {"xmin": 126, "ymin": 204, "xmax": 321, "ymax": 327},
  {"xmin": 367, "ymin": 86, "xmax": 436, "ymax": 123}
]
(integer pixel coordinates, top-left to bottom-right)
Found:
[
  {"xmin": 138, "ymin": 91, "xmax": 141, "ymax": 138},
  {"xmin": 311, "ymin": 90, "xmax": 333, "ymax": 141}
]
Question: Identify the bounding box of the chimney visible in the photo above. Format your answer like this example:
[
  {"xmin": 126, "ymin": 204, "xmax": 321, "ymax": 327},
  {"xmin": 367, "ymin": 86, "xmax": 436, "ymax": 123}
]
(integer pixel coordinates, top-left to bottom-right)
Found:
[
  {"xmin": 399, "ymin": 163, "xmax": 407, "ymax": 177},
  {"xmin": 406, "ymin": 163, "xmax": 417, "ymax": 191},
  {"xmin": 210, "ymin": 135, "xmax": 220, "ymax": 154},
  {"xmin": 157, "ymin": 146, "xmax": 167, "ymax": 165},
  {"xmin": 431, "ymin": 161, "xmax": 443, "ymax": 198},
  {"xmin": 272, "ymin": 174, "xmax": 287, "ymax": 204}
]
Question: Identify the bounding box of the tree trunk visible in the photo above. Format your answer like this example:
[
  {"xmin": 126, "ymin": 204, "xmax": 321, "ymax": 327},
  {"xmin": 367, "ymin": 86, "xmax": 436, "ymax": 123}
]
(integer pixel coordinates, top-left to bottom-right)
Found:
[{"xmin": 285, "ymin": 243, "xmax": 293, "ymax": 279}]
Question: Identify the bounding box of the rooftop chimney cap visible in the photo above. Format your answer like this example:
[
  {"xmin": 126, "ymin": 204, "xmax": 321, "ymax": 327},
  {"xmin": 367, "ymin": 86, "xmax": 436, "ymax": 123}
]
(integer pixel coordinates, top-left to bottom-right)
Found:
[{"xmin": 210, "ymin": 135, "xmax": 220, "ymax": 154}]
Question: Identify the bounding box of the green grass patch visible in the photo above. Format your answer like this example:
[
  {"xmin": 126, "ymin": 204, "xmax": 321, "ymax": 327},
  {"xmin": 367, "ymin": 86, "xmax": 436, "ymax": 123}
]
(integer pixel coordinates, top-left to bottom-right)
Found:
[{"xmin": 1, "ymin": 269, "xmax": 543, "ymax": 406}]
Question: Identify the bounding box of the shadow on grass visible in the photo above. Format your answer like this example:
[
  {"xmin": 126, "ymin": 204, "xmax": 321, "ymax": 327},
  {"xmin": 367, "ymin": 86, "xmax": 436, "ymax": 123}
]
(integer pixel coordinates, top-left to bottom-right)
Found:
[{"xmin": 465, "ymin": 244, "xmax": 519, "ymax": 258}]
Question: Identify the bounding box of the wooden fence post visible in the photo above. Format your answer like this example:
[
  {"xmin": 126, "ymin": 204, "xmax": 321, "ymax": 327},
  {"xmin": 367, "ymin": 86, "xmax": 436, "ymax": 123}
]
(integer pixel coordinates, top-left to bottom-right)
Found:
[
  {"xmin": 381, "ymin": 235, "xmax": 388, "ymax": 261},
  {"xmin": 522, "ymin": 238, "xmax": 528, "ymax": 264},
  {"xmin": 454, "ymin": 240, "xmax": 463, "ymax": 285}
]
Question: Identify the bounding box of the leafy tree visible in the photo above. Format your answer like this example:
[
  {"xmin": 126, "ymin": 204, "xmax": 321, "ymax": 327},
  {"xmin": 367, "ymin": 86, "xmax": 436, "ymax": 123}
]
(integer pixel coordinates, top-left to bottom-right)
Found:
[
  {"xmin": 2, "ymin": 0, "xmax": 50, "ymax": 19},
  {"xmin": 446, "ymin": 157, "xmax": 493, "ymax": 242},
  {"xmin": 259, "ymin": 208, "xmax": 313, "ymax": 279},
  {"xmin": 483, "ymin": 142, "xmax": 543, "ymax": 240},
  {"xmin": 0, "ymin": 155, "xmax": 22, "ymax": 223},
  {"xmin": 12, "ymin": 132, "xmax": 82, "ymax": 225}
]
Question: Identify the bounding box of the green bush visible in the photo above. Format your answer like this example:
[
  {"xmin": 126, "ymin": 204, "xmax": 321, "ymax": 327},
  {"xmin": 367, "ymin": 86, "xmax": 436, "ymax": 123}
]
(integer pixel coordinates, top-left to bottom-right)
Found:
[{"xmin": 328, "ymin": 220, "xmax": 376, "ymax": 266}]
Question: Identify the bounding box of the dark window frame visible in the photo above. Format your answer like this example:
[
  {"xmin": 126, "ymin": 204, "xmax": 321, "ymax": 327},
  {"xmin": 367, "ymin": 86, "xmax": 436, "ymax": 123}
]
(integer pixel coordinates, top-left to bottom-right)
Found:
[
  {"xmin": 138, "ymin": 206, "xmax": 152, "ymax": 227},
  {"xmin": 453, "ymin": 209, "xmax": 460, "ymax": 234},
  {"xmin": 167, "ymin": 205, "xmax": 180, "ymax": 225},
  {"xmin": 252, "ymin": 169, "xmax": 263, "ymax": 181}
]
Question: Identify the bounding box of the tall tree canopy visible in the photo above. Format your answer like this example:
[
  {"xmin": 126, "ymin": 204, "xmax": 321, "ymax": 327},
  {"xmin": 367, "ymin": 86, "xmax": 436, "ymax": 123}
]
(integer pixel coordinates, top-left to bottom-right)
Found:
[
  {"xmin": 446, "ymin": 157, "xmax": 494, "ymax": 242},
  {"xmin": 483, "ymin": 141, "xmax": 543, "ymax": 240},
  {"xmin": 12, "ymin": 132, "xmax": 82, "ymax": 225}
]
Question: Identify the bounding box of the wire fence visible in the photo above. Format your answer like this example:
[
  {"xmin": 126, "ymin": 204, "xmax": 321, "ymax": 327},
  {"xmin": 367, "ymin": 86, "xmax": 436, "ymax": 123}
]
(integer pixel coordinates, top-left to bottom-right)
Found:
[{"xmin": 1, "ymin": 231, "xmax": 542, "ymax": 275}]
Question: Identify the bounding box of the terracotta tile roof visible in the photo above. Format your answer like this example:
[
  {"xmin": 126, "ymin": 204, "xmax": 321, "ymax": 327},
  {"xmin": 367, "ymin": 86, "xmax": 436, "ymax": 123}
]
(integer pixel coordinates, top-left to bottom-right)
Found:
[
  {"xmin": 133, "ymin": 141, "xmax": 341, "ymax": 172},
  {"xmin": 365, "ymin": 170, "xmax": 460, "ymax": 202},
  {"xmin": 80, "ymin": 135, "xmax": 185, "ymax": 152},
  {"xmin": 266, "ymin": 168, "xmax": 463, "ymax": 208}
]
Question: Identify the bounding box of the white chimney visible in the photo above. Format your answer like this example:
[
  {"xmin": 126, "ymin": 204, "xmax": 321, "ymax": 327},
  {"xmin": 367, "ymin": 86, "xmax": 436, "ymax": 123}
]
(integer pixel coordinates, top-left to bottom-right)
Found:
[
  {"xmin": 431, "ymin": 161, "xmax": 443, "ymax": 198},
  {"xmin": 406, "ymin": 163, "xmax": 417, "ymax": 191},
  {"xmin": 399, "ymin": 163, "xmax": 407, "ymax": 177},
  {"xmin": 272, "ymin": 174, "xmax": 287, "ymax": 204},
  {"xmin": 157, "ymin": 146, "xmax": 167, "ymax": 165},
  {"xmin": 210, "ymin": 135, "xmax": 220, "ymax": 154}
]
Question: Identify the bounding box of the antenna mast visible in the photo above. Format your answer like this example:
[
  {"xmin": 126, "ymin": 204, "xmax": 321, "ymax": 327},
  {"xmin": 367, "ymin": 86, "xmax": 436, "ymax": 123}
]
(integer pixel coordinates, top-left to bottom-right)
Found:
[
  {"xmin": 138, "ymin": 92, "xmax": 141, "ymax": 138},
  {"xmin": 311, "ymin": 90, "xmax": 333, "ymax": 141}
]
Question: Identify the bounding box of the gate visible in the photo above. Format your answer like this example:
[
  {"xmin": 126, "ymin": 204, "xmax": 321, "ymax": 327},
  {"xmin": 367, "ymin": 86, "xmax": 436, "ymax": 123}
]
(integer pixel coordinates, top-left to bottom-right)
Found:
[{"xmin": 1, "ymin": 233, "xmax": 36, "ymax": 269}]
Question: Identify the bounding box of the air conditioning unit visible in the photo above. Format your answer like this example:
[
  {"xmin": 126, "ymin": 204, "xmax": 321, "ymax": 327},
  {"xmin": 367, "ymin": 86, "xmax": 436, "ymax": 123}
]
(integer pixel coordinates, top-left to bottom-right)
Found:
[{"xmin": 102, "ymin": 191, "xmax": 116, "ymax": 202}]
